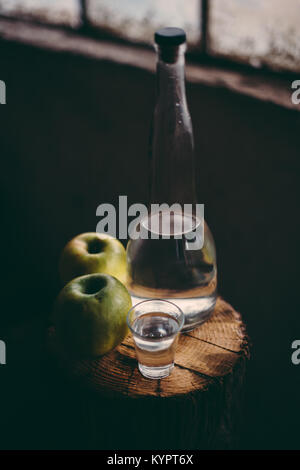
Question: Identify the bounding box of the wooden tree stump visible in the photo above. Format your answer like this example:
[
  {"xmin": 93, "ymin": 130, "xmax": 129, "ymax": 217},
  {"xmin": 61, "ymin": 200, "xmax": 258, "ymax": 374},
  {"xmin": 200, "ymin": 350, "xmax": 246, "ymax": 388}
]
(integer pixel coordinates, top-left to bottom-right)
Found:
[{"xmin": 50, "ymin": 298, "xmax": 249, "ymax": 450}]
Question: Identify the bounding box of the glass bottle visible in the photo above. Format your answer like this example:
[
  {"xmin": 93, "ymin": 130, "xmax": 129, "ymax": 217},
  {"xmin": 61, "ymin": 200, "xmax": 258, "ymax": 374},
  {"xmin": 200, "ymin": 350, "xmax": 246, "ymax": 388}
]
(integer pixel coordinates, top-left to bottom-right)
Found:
[{"xmin": 126, "ymin": 28, "xmax": 217, "ymax": 331}]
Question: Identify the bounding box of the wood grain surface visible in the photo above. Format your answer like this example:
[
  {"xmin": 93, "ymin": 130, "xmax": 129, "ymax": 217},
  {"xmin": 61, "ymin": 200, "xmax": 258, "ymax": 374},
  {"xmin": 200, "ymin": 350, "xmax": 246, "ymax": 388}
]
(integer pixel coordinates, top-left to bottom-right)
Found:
[
  {"xmin": 51, "ymin": 297, "xmax": 249, "ymax": 397},
  {"xmin": 48, "ymin": 297, "xmax": 249, "ymax": 449}
]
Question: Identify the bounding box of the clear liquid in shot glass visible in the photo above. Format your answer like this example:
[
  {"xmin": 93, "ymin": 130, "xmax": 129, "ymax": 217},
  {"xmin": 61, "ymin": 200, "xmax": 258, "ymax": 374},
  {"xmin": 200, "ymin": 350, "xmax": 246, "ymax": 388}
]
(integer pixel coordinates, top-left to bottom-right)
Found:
[{"xmin": 132, "ymin": 312, "xmax": 179, "ymax": 369}]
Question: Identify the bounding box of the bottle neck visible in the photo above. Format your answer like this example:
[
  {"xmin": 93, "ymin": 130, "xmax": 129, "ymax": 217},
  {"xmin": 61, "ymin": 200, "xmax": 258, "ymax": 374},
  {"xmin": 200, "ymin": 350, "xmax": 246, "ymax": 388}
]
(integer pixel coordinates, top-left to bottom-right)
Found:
[
  {"xmin": 149, "ymin": 44, "xmax": 197, "ymax": 210},
  {"xmin": 156, "ymin": 45, "xmax": 187, "ymax": 107}
]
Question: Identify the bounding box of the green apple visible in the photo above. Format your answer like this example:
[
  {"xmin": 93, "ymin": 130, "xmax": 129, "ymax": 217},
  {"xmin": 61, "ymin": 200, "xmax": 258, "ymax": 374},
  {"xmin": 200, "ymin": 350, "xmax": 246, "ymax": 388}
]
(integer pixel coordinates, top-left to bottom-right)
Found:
[
  {"xmin": 59, "ymin": 232, "xmax": 127, "ymax": 286},
  {"xmin": 53, "ymin": 273, "xmax": 132, "ymax": 357}
]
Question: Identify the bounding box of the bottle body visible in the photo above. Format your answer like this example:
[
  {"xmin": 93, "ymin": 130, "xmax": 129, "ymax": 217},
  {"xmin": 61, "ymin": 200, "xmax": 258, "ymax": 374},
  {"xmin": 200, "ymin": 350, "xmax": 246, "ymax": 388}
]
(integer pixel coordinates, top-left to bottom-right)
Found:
[
  {"xmin": 126, "ymin": 29, "xmax": 217, "ymax": 330},
  {"xmin": 127, "ymin": 215, "xmax": 217, "ymax": 331}
]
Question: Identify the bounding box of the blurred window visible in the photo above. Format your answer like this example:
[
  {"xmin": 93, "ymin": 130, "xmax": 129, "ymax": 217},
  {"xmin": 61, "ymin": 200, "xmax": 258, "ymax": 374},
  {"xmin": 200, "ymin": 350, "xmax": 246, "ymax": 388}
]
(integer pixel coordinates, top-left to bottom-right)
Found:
[
  {"xmin": 209, "ymin": 0, "xmax": 300, "ymax": 73},
  {"xmin": 0, "ymin": 0, "xmax": 299, "ymax": 73},
  {"xmin": 0, "ymin": 0, "xmax": 81, "ymax": 27},
  {"xmin": 86, "ymin": 0, "xmax": 200, "ymax": 46}
]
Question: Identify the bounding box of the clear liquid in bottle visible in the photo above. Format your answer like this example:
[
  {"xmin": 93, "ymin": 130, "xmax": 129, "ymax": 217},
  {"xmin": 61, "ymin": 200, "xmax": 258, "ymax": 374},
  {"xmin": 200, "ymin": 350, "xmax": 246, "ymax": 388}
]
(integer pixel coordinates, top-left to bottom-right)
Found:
[{"xmin": 127, "ymin": 212, "xmax": 217, "ymax": 331}]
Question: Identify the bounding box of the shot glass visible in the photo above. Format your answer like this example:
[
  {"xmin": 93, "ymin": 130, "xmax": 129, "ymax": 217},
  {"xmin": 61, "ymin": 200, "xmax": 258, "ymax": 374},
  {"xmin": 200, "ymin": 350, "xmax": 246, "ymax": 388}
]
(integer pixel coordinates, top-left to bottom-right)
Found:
[{"xmin": 127, "ymin": 299, "xmax": 184, "ymax": 379}]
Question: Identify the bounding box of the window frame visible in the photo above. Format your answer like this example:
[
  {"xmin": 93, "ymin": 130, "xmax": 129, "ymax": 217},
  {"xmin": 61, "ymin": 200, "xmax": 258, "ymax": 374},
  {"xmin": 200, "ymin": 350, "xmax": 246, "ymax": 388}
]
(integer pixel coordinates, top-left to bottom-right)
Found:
[{"xmin": 0, "ymin": 0, "xmax": 298, "ymax": 78}]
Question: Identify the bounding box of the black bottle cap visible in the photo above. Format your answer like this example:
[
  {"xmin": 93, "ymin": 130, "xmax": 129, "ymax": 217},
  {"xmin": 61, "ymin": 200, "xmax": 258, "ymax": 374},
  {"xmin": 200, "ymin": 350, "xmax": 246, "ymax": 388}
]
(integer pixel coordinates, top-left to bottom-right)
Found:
[{"xmin": 155, "ymin": 27, "xmax": 186, "ymax": 46}]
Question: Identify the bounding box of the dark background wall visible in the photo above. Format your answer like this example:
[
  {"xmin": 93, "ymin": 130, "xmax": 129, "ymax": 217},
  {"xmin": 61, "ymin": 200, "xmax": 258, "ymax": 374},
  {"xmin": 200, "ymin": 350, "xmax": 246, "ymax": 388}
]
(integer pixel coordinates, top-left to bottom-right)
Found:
[{"xmin": 0, "ymin": 39, "xmax": 299, "ymax": 449}]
